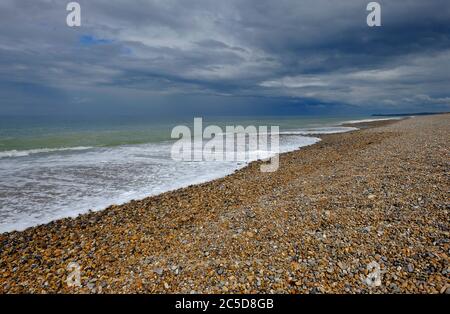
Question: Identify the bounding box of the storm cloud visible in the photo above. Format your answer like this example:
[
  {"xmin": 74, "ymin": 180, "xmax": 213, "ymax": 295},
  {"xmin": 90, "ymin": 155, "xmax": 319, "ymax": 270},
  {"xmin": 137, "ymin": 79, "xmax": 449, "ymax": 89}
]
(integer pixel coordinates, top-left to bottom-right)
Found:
[{"xmin": 0, "ymin": 0, "xmax": 449, "ymax": 115}]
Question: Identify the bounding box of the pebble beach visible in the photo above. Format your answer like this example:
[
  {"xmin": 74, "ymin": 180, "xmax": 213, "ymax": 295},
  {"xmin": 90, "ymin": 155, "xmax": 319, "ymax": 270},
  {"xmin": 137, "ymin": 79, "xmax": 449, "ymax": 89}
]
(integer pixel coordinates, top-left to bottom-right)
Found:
[{"xmin": 0, "ymin": 114, "xmax": 449, "ymax": 294}]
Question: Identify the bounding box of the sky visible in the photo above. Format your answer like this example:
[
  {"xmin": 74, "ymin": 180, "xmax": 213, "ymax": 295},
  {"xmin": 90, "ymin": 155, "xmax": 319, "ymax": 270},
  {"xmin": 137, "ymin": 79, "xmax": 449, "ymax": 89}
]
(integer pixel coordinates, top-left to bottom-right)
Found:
[{"xmin": 0, "ymin": 0, "xmax": 449, "ymax": 117}]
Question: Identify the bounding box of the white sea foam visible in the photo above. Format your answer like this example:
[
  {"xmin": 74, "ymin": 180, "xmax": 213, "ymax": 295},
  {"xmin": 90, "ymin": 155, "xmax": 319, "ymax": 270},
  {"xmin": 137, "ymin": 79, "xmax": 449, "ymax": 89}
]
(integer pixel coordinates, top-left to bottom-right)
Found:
[
  {"xmin": 215, "ymin": 126, "xmax": 358, "ymax": 137},
  {"xmin": 280, "ymin": 126, "xmax": 359, "ymax": 135},
  {"xmin": 338, "ymin": 117, "xmax": 403, "ymax": 125},
  {"xmin": 0, "ymin": 146, "xmax": 93, "ymax": 159}
]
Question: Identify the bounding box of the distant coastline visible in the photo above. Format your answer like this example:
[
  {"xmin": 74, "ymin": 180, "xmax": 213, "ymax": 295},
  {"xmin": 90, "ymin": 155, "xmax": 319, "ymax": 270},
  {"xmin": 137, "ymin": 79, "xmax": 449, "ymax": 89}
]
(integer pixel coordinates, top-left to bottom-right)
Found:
[{"xmin": 372, "ymin": 111, "xmax": 449, "ymax": 117}]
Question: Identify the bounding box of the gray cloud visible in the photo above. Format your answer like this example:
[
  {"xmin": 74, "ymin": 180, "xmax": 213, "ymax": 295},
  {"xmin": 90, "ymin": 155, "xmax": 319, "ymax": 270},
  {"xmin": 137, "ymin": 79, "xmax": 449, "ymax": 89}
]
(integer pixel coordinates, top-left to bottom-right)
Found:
[{"xmin": 0, "ymin": 0, "xmax": 449, "ymax": 115}]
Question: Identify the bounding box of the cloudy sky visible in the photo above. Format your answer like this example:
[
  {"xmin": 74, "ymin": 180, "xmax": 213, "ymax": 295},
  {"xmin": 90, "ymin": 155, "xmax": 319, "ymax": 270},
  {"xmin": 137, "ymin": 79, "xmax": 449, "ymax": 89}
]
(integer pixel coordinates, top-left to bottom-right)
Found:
[{"xmin": 0, "ymin": 0, "xmax": 449, "ymax": 116}]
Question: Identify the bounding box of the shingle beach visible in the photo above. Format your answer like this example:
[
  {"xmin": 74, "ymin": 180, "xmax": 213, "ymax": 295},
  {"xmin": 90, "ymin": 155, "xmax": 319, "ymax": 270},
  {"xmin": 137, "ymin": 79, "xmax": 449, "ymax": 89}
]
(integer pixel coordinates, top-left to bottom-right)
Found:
[{"xmin": 1, "ymin": 114, "xmax": 449, "ymax": 294}]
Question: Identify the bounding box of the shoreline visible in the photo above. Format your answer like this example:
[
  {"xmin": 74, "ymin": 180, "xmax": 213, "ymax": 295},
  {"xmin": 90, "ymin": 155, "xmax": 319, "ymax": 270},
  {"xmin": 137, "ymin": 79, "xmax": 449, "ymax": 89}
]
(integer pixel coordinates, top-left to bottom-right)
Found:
[
  {"xmin": 0, "ymin": 118, "xmax": 399, "ymax": 235},
  {"xmin": 0, "ymin": 114, "xmax": 448, "ymax": 293},
  {"xmin": 0, "ymin": 117, "xmax": 399, "ymax": 234}
]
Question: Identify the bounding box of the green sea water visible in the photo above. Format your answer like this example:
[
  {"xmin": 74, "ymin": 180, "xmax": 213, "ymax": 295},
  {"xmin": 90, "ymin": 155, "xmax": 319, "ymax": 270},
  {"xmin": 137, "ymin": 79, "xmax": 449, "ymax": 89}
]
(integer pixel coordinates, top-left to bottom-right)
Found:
[{"xmin": 0, "ymin": 115, "xmax": 373, "ymax": 152}]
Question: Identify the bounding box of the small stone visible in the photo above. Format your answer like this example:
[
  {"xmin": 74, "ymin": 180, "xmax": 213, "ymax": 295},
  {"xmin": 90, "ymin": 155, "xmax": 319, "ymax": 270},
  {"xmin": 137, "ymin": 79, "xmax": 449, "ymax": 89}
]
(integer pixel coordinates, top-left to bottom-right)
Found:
[
  {"xmin": 143, "ymin": 257, "xmax": 153, "ymax": 265},
  {"xmin": 245, "ymin": 210, "xmax": 256, "ymax": 218},
  {"xmin": 87, "ymin": 282, "xmax": 95, "ymax": 290},
  {"xmin": 389, "ymin": 283, "xmax": 400, "ymax": 293},
  {"xmin": 407, "ymin": 264, "xmax": 414, "ymax": 273},
  {"xmin": 337, "ymin": 262, "xmax": 346, "ymax": 270},
  {"xmin": 154, "ymin": 268, "xmax": 164, "ymax": 275},
  {"xmin": 307, "ymin": 258, "xmax": 316, "ymax": 266}
]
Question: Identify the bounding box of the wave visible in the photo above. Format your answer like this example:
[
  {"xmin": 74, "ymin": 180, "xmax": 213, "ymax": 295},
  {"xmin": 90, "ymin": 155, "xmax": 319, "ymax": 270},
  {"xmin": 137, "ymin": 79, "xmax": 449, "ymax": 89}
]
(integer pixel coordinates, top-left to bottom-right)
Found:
[
  {"xmin": 212, "ymin": 126, "xmax": 359, "ymax": 137},
  {"xmin": 339, "ymin": 117, "xmax": 402, "ymax": 125},
  {"xmin": 0, "ymin": 124, "xmax": 360, "ymax": 160},
  {"xmin": 0, "ymin": 146, "xmax": 94, "ymax": 158},
  {"xmin": 280, "ymin": 126, "xmax": 359, "ymax": 135}
]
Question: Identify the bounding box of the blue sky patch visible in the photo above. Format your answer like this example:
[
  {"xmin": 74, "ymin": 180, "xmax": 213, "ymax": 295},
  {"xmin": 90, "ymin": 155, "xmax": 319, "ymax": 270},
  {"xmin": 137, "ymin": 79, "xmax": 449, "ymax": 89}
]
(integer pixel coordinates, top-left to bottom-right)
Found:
[{"xmin": 79, "ymin": 35, "xmax": 113, "ymax": 46}]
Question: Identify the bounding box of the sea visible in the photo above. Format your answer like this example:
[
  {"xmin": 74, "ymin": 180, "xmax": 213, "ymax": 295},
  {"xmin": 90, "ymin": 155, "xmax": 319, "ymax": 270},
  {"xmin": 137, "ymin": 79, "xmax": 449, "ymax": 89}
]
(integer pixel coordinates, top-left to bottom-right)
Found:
[{"xmin": 0, "ymin": 115, "xmax": 399, "ymax": 233}]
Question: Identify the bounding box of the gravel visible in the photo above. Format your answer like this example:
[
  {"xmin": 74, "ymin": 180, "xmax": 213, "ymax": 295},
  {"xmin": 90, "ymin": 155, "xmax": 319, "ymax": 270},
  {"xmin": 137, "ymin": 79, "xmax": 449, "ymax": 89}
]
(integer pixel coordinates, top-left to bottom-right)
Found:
[{"xmin": 0, "ymin": 114, "xmax": 449, "ymax": 294}]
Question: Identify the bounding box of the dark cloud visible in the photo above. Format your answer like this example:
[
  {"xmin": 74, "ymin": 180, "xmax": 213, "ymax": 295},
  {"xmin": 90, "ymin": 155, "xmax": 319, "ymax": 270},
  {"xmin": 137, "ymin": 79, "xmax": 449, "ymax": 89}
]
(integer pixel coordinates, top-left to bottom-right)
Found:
[{"xmin": 0, "ymin": 0, "xmax": 449, "ymax": 116}]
